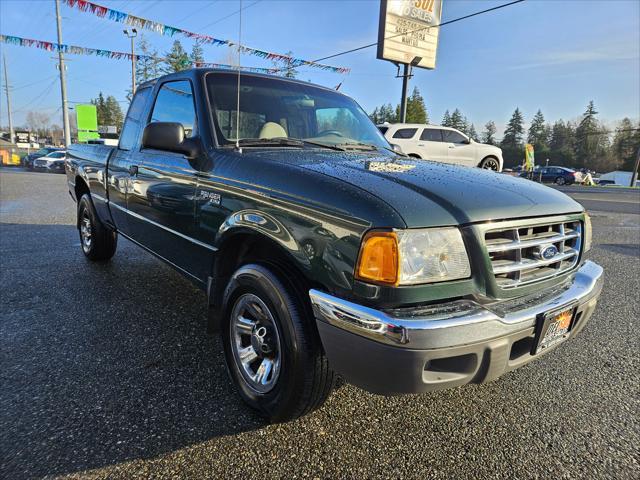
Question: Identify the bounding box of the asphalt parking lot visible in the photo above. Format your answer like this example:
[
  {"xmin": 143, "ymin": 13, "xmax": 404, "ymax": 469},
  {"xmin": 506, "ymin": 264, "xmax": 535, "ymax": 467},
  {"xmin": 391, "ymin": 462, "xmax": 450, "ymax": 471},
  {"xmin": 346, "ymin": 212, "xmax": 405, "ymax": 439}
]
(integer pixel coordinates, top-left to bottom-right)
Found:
[{"xmin": 1, "ymin": 168, "xmax": 639, "ymax": 479}]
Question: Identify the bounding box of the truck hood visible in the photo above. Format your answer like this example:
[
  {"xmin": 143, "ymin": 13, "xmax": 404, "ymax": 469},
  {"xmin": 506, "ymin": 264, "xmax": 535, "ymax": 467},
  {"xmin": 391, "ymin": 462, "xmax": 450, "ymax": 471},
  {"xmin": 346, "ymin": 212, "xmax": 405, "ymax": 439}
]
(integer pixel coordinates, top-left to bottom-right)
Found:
[{"xmin": 264, "ymin": 151, "xmax": 583, "ymax": 227}]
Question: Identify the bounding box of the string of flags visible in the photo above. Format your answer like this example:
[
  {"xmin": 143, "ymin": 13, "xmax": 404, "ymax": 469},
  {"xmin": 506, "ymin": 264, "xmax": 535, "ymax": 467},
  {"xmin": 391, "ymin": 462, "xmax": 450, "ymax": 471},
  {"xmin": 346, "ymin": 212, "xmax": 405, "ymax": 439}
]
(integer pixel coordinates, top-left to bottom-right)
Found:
[
  {"xmin": 62, "ymin": 0, "xmax": 350, "ymax": 74},
  {"xmin": 0, "ymin": 34, "xmax": 278, "ymax": 74}
]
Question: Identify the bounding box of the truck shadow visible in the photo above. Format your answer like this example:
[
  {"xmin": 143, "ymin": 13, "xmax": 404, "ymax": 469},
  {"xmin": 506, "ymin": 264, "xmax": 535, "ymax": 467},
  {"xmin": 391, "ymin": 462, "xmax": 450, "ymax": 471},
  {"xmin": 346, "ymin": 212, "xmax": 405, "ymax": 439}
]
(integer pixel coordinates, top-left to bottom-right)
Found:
[{"xmin": 1, "ymin": 223, "xmax": 266, "ymax": 478}]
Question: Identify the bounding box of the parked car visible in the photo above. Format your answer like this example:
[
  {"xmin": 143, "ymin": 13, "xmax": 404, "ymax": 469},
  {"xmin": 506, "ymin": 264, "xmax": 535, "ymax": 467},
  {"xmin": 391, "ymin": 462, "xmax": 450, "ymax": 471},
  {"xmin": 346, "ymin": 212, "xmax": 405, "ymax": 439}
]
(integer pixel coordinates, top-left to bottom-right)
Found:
[
  {"xmin": 522, "ymin": 166, "xmax": 582, "ymax": 185},
  {"xmin": 378, "ymin": 123, "xmax": 503, "ymax": 171},
  {"xmin": 23, "ymin": 147, "xmax": 64, "ymax": 169},
  {"xmin": 66, "ymin": 69, "xmax": 602, "ymax": 422},
  {"xmin": 33, "ymin": 150, "xmax": 67, "ymax": 173}
]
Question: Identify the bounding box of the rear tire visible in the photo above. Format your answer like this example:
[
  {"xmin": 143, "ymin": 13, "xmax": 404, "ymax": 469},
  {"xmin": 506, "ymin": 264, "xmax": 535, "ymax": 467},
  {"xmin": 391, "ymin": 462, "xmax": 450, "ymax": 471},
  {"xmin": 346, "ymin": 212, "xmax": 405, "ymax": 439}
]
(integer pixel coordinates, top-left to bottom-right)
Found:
[
  {"xmin": 77, "ymin": 194, "xmax": 117, "ymax": 261},
  {"xmin": 555, "ymin": 176, "xmax": 566, "ymax": 185},
  {"xmin": 221, "ymin": 264, "xmax": 335, "ymax": 423}
]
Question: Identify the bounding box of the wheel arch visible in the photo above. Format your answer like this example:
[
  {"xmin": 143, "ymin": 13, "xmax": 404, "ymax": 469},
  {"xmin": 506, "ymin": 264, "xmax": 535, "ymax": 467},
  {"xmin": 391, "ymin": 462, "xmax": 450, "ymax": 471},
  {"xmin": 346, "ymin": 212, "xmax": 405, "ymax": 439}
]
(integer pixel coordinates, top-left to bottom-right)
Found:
[{"xmin": 208, "ymin": 227, "xmax": 322, "ymax": 333}]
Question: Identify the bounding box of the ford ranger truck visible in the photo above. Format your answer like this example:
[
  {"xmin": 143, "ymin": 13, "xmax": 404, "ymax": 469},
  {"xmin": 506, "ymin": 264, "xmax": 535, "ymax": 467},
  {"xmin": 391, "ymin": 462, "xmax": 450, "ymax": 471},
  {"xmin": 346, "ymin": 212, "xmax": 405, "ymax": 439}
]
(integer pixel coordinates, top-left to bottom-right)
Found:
[{"xmin": 66, "ymin": 69, "xmax": 603, "ymax": 422}]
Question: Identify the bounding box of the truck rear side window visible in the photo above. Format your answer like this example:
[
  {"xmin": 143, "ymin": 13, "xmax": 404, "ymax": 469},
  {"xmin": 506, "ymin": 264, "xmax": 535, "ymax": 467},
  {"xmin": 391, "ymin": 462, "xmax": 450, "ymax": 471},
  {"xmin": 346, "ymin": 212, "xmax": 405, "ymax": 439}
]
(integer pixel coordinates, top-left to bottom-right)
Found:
[
  {"xmin": 150, "ymin": 80, "xmax": 197, "ymax": 137},
  {"xmin": 119, "ymin": 87, "xmax": 151, "ymax": 151}
]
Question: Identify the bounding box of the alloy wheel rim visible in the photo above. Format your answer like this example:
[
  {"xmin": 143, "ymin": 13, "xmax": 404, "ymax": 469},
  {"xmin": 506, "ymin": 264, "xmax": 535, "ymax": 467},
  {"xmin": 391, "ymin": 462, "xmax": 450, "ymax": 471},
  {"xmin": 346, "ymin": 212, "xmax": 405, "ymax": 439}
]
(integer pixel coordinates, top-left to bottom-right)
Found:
[
  {"xmin": 483, "ymin": 159, "xmax": 499, "ymax": 171},
  {"xmin": 230, "ymin": 293, "xmax": 282, "ymax": 393},
  {"xmin": 80, "ymin": 212, "xmax": 92, "ymax": 252}
]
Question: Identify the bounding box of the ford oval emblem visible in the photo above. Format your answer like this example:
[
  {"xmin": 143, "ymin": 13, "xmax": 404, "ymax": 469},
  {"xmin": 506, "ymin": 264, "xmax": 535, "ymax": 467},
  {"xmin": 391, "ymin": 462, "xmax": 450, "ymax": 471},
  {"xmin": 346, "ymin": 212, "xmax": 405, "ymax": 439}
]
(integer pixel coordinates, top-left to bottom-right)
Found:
[{"xmin": 539, "ymin": 244, "xmax": 559, "ymax": 260}]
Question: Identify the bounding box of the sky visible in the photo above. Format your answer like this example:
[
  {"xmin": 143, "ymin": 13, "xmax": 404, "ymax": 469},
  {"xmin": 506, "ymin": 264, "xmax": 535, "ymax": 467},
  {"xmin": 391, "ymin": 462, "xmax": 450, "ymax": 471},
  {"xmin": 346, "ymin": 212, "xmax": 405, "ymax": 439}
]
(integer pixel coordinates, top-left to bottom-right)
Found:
[{"xmin": 0, "ymin": 0, "xmax": 639, "ymax": 136}]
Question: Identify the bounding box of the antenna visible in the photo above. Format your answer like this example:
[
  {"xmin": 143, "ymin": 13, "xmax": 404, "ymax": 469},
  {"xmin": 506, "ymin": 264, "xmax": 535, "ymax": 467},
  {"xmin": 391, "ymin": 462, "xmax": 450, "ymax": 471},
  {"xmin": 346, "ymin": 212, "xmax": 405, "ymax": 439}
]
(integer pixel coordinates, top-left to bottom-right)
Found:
[{"xmin": 234, "ymin": 0, "xmax": 243, "ymax": 153}]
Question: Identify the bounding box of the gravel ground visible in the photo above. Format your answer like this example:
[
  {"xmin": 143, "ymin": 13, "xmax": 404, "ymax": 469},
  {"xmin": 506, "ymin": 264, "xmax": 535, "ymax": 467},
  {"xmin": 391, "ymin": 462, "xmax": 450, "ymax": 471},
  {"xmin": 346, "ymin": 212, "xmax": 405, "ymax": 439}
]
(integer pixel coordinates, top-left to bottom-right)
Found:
[{"xmin": 1, "ymin": 169, "xmax": 638, "ymax": 479}]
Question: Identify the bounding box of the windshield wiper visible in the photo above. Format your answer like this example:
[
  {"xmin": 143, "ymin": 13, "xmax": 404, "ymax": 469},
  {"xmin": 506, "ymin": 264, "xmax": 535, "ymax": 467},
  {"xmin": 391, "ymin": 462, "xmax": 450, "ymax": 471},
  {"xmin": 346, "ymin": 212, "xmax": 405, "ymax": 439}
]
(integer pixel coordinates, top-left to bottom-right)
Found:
[
  {"xmin": 233, "ymin": 137, "xmax": 305, "ymax": 148},
  {"xmin": 297, "ymin": 139, "xmax": 346, "ymax": 151},
  {"xmin": 337, "ymin": 142, "xmax": 406, "ymax": 156},
  {"xmin": 227, "ymin": 137, "xmax": 346, "ymax": 151}
]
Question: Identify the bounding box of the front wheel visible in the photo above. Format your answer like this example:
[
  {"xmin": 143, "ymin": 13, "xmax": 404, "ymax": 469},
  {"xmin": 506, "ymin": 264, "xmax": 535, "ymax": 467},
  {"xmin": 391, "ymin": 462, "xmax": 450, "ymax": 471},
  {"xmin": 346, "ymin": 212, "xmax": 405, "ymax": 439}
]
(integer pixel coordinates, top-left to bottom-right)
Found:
[
  {"xmin": 221, "ymin": 264, "xmax": 335, "ymax": 422},
  {"xmin": 479, "ymin": 157, "xmax": 500, "ymax": 171},
  {"xmin": 77, "ymin": 194, "xmax": 117, "ymax": 261}
]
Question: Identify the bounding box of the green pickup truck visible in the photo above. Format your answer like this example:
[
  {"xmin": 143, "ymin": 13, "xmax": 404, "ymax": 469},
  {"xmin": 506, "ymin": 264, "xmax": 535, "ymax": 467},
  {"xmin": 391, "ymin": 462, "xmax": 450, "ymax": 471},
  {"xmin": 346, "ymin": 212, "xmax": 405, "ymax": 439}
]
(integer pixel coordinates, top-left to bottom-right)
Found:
[{"xmin": 66, "ymin": 69, "xmax": 603, "ymax": 422}]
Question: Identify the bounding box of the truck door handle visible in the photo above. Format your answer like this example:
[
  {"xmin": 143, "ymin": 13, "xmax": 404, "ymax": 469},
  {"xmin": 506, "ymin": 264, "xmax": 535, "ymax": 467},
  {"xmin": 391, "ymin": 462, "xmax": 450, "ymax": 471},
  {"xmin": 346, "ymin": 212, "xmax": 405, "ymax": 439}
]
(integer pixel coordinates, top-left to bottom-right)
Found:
[
  {"xmin": 129, "ymin": 165, "xmax": 138, "ymax": 176},
  {"xmin": 448, "ymin": 145, "xmax": 455, "ymax": 149}
]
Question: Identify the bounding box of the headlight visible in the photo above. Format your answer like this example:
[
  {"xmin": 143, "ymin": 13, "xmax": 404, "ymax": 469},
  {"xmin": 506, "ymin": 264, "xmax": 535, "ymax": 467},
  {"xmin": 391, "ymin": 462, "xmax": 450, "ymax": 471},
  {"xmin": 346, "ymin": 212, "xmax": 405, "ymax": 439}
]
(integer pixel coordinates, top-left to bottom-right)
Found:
[
  {"xmin": 355, "ymin": 227, "xmax": 471, "ymax": 286},
  {"xmin": 583, "ymin": 212, "xmax": 592, "ymax": 252}
]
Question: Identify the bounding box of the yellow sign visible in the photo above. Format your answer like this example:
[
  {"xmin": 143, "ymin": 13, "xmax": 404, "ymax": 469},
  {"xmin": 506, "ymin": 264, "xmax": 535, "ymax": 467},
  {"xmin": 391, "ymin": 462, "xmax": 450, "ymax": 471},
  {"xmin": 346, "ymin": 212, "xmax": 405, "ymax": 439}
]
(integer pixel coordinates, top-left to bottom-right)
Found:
[
  {"xmin": 377, "ymin": 0, "xmax": 443, "ymax": 69},
  {"xmin": 524, "ymin": 144, "xmax": 535, "ymax": 171}
]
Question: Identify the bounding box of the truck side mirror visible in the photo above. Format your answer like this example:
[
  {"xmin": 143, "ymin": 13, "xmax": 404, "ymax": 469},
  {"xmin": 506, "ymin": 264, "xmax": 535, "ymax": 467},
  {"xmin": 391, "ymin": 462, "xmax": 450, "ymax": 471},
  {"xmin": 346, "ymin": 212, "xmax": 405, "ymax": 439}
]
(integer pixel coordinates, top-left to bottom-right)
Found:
[{"xmin": 142, "ymin": 122, "xmax": 201, "ymax": 159}]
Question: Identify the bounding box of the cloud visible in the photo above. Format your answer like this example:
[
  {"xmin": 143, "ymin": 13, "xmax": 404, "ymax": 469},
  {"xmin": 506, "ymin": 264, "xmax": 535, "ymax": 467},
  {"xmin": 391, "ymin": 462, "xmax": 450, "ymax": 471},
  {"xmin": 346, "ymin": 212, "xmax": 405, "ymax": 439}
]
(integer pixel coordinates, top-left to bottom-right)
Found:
[{"xmin": 507, "ymin": 43, "xmax": 639, "ymax": 71}]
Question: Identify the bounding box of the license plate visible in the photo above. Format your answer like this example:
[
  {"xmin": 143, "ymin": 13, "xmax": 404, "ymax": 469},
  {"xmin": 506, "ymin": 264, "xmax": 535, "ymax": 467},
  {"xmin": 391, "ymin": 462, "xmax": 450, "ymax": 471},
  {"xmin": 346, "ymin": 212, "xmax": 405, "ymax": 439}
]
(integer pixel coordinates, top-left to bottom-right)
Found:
[{"xmin": 533, "ymin": 306, "xmax": 575, "ymax": 354}]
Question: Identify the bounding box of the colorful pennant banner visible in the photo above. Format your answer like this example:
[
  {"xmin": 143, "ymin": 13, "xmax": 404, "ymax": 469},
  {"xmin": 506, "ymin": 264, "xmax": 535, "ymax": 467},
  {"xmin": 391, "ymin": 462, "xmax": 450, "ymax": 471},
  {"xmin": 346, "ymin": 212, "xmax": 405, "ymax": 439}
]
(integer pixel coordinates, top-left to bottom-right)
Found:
[
  {"xmin": 0, "ymin": 34, "xmax": 280, "ymax": 74},
  {"xmin": 62, "ymin": 0, "xmax": 350, "ymax": 74}
]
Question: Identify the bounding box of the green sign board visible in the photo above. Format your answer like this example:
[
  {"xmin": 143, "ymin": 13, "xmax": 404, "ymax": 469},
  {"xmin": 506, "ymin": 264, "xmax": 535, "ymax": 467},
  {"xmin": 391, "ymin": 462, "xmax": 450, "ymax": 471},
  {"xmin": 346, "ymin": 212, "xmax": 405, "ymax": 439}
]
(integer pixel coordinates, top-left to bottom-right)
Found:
[
  {"xmin": 76, "ymin": 104, "xmax": 98, "ymax": 131},
  {"xmin": 77, "ymin": 131, "xmax": 101, "ymax": 142},
  {"xmin": 76, "ymin": 104, "xmax": 99, "ymax": 143}
]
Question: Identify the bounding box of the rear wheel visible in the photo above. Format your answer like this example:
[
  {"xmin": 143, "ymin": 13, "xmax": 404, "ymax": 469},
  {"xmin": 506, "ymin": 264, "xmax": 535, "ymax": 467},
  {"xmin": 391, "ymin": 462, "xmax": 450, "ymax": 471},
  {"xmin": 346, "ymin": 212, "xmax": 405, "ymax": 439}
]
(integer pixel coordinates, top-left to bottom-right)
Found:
[
  {"xmin": 480, "ymin": 157, "xmax": 500, "ymax": 171},
  {"xmin": 555, "ymin": 176, "xmax": 566, "ymax": 185},
  {"xmin": 221, "ymin": 264, "xmax": 335, "ymax": 422},
  {"xmin": 77, "ymin": 194, "xmax": 117, "ymax": 261}
]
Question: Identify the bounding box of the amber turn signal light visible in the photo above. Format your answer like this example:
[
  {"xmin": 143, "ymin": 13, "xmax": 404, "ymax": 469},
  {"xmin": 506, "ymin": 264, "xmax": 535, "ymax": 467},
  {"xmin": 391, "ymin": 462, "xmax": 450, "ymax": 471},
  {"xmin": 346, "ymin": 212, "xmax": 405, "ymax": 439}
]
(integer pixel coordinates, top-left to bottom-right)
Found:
[{"xmin": 355, "ymin": 231, "xmax": 399, "ymax": 285}]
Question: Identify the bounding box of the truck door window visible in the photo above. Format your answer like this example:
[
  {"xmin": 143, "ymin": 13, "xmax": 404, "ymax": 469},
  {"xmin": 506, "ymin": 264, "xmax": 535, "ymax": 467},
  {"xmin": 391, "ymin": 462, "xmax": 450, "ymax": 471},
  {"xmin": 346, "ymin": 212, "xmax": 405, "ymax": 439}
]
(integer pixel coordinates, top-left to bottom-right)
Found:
[
  {"xmin": 392, "ymin": 128, "xmax": 418, "ymax": 139},
  {"xmin": 119, "ymin": 87, "xmax": 151, "ymax": 151},
  {"xmin": 420, "ymin": 128, "xmax": 443, "ymax": 142},
  {"xmin": 150, "ymin": 80, "xmax": 197, "ymax": 137}
]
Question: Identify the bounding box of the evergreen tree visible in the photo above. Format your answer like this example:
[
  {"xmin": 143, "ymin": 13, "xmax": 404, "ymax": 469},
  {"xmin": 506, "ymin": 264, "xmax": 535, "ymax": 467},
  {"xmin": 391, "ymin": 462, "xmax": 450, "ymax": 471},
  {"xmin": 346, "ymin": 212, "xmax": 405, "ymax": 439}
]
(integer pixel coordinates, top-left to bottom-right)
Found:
[
  {"xmin": 271, "ymin": 51, "xmax": 298, "ymax": 79},
  {"xmin": 575, "ymin": 101, "xmax": 608, "ymax": 170},
  {"xmin": 611, "ymin": 118, "xmax": 640, "ymax": 171},
  {"xmin": 441, "ymin": 110, "xmax": 451, "ymax": 127},
  {"xmin": 91, "ymin": 93, "xmax": 107, "ymax": 127},
  {"xmin": 189, "ymin": 40, "xmax": 205, "ymax": 67},
  {"xmin": 527, "ymin": 109, "xmax": 549, "ymax": 151},
  {"xmin": 136, "ymin": 36, "xmax": 161, "ymax": 82},
  {"xmin": 405, "ymin": 87, "xmax": 428, "ymax": 124},
  {"xmin": 163, "ymin": 40, "xmax": 191, "ymax": 73},
  {"xmin": 501, "ymin": 108, "xmax": 525, "ymax": 148},
  {"xmin": 379, "ymin": 103, "xmax": 397, "ymax": 123},
  {"xmin": 92, "ymin": 93, "xmax": 124, "ymax": 131},
  {"xmin": 481, "ymin": 121, "xmax": 497, "ymax": 145},
  {"xmin": 468, "ymin": 123, "xmax": 479, "ymax": 142},
  {"xmin": 369, "ymin": 107, "xmax": 381, "ymax": 124},
  {"xmin": 449, "ymin": 109, "xmax": 466, "ymax": 132},
  {"xmin": 549, "ymin": 120, "xmax": 576, "ymax": 167},
  {"xmin": 105, "ymin": 96, "xmax": 124, "ymax": 131}
]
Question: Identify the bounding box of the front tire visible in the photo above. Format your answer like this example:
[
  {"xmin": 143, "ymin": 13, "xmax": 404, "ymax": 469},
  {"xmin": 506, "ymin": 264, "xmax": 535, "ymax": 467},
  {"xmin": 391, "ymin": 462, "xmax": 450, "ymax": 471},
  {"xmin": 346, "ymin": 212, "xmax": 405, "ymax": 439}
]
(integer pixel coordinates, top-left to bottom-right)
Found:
[
  {"xmin": 480, "ymin": 157, "xmax": 500, "ymax": 171},
  {"xmin": 221, "ymin": 264, "xmax": 335, "ymax": 422},
  {"xmin": 77, "ymin": 194, "xmax": 117, "ymax": 261}
]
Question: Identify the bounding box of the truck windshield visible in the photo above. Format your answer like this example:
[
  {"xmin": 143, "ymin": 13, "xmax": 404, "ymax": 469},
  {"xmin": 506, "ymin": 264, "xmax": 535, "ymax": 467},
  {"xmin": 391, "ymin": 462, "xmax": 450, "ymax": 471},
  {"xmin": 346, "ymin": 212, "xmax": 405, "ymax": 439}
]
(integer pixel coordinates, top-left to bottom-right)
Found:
[{"xmin": 206, "ymin": 72, "xmax": 390, "ymax": 150}]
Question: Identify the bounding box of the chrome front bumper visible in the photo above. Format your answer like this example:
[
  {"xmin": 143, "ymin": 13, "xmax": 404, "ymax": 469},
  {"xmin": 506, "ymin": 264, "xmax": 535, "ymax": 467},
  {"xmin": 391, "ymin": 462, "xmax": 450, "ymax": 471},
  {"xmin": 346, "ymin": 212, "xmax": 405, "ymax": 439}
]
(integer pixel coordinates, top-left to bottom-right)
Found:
[{"xmin": 309, "ymin": 261, "xmax": 603, "ymax": 394}]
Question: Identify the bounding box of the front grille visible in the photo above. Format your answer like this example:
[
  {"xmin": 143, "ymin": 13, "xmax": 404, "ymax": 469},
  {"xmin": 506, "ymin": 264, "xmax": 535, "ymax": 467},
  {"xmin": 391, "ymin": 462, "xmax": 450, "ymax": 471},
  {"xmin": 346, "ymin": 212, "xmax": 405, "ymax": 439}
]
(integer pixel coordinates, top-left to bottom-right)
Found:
[{"xmin": 484, "ymin": 218, "xmax": 582, "ymax": 288}]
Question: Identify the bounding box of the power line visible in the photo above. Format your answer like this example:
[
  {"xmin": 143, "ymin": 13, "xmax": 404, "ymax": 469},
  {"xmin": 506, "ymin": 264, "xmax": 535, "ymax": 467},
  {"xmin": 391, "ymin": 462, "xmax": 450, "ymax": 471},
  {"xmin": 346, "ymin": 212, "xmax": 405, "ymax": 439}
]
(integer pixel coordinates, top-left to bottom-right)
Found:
[
  {"xmin": 197, "ymin": 0, "xmax": 262, "ymax": 30},
  {"xmin": 311, "ymin": 0, "xmax": 526, "ymax": 64}
]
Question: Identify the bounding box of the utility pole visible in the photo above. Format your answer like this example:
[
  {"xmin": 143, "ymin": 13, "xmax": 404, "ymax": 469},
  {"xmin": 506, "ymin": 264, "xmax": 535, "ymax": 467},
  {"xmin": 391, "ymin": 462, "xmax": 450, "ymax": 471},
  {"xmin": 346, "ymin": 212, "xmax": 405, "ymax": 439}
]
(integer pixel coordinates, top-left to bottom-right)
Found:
[
  {"xmin": 398, "ymin": 64, "xmax": 412, "ymax": 123},
  {"xmin": 2, "ymin": 55, "xmax": 15, "ymax": 144},
  {"xmin": 54, "ymin": 0, "xmax": 71, "ymax": 146},
  {"xmin": 124, "ymin": 29, "xmax": 138, "ymax": 95},
  {"xmin": 631, "ymin": 146, "xmax": 640, "ymax": 187}
]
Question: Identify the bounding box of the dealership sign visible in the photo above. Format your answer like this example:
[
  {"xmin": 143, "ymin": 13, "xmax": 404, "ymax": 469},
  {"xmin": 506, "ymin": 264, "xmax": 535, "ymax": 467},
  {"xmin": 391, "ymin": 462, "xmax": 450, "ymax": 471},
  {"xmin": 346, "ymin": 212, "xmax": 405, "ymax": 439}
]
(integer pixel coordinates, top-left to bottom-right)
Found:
[{"xmin": 377, "ymin": 0, "xmax": 443, "ymax": 69}]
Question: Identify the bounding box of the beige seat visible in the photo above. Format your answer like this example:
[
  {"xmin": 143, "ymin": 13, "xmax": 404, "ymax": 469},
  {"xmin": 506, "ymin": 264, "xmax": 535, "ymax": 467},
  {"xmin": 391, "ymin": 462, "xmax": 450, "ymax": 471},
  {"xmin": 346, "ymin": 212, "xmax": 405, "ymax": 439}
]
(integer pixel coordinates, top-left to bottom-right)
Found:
[{"xmin": 259, "ymin": 122, "xmax": 287, "ymax": 139}]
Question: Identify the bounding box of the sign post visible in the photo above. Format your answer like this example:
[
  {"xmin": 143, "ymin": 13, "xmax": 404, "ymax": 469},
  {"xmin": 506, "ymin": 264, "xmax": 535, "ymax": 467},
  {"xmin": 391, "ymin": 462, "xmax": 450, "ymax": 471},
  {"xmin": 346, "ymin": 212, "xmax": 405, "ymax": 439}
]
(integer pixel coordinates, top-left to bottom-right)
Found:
[{"xmin": 378, "ymin": 0, "xmax": 443, "ymax": 122}]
